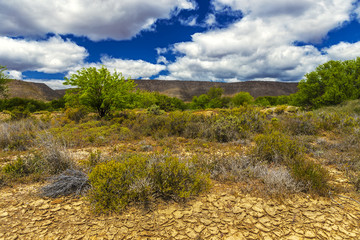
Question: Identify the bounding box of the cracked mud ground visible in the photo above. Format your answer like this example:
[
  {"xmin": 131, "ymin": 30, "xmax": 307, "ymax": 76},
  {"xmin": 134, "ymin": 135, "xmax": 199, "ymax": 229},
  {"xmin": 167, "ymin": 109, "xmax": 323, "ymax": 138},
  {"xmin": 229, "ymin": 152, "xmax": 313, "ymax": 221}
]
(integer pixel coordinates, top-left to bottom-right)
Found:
[{"xmin": 1, "ymin": 180, "xmax": 359, "ymax": 240}]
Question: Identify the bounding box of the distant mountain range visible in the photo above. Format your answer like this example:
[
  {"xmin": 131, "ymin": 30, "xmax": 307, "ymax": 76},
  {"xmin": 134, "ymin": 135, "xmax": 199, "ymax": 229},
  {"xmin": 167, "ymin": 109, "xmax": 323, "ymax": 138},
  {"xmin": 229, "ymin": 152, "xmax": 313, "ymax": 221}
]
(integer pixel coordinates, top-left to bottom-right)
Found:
[{"xmin": 3, "ymin": 79, "xmax": 299, "ymax": 102}]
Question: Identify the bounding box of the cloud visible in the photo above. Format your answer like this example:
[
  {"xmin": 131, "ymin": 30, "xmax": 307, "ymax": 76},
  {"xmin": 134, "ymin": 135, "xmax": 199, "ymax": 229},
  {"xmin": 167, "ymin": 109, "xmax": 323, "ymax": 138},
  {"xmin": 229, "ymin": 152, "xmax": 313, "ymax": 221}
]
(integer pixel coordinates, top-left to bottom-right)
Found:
[
  {"xmin": 69, "ymin": 56, "xmax": 166, "ymax": 79},
  {"xmin": 0, "ymin": 36, "xmax": 88, "ymax": 73},
  {"xmin": 6, "ymin": 70, "xmax": 23, "ymax": 80},
  {"xmin": 157, "ymin": 56, "xmax": 169, "ymax": 64},
  {"xmin": 355, "ymin": 3, "xmax": 360, "ymax": 20},
  {"xmin": 0, "ymin": 0, "xmax": 196, "ymax": 41},
  {"xmin": 213, "ymin": 0, "xmax": 353, "ymax": 43},
  {"xmin": 204, "ymin": 14, "xmax": 217, "ymax": 27},
  {"xmin": 179, "ymin": 16, "xmax": 198, "ymax": 26},
  {"xmin": 161, "ymin": 0, "xmax": 357, "ymax": 82},
  {"xmin": 323, "ymin": 41, "xmax": 360, "ymax": 60}
]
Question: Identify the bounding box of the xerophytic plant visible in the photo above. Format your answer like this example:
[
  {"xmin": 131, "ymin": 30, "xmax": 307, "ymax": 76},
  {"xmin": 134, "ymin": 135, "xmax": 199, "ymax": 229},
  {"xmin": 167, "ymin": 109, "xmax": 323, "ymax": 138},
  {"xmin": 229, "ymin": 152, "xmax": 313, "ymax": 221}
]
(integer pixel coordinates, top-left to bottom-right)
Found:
[{"xmin": 64, "ymin": 66, "xmax": 136, "ymax": 118}]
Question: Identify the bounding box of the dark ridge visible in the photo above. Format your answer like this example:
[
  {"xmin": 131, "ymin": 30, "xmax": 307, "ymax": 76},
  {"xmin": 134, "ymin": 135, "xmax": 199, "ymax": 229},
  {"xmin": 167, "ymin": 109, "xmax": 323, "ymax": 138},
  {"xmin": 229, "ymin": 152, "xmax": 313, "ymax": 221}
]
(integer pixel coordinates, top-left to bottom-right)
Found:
[
  {"xmin": 3, "ymin": 79, "xmax": 299, "ymax": 102},
  {"xmin": 133, "ymin": 80, "xmax": 299, "ymax": 101},
  {"xmin": 2, "ymin": 80, "xmax": 62, "ymax": 101}
]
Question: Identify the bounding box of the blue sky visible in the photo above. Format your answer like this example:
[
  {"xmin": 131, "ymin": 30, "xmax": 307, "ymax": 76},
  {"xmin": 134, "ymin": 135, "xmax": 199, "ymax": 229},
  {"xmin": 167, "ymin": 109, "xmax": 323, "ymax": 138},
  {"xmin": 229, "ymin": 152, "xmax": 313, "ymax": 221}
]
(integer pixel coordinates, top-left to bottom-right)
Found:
[{"xmin": 0, "ymin": 0, "xmax": 360, "ymax": 89}]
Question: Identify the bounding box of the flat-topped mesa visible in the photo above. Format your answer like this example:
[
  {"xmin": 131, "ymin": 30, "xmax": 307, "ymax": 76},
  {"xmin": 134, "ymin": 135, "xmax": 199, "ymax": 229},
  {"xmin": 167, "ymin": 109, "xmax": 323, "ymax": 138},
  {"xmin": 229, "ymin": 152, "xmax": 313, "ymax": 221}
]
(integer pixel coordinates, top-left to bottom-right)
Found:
[{"xmin": 133, "ymin": 80, "xmax": 298, "ymax": 101}]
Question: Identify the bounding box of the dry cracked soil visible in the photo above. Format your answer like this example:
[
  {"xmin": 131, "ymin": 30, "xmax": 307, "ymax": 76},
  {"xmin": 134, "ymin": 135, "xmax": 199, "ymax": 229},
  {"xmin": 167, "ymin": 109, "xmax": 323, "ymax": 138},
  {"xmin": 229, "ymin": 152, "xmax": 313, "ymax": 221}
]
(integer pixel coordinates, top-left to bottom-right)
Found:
[{"xmin": 0, "ymin": 178, "xmax": 359, "ymax": 240}]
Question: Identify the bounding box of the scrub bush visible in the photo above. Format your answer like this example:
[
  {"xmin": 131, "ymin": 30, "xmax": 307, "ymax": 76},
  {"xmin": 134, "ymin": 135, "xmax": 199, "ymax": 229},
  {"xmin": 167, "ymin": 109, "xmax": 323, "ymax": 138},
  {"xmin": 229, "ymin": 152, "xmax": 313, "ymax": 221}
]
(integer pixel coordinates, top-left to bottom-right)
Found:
[
  {"xmin": 252, "ymin": 131, "xmax": 303, "ymax": 163},
  {"xmin": 290, "ymin": 158, "xmax": 329, "ymax": 195},
  {"xmin": 88, "ymin": 154, "xmax": 210, "ymax": 213}
]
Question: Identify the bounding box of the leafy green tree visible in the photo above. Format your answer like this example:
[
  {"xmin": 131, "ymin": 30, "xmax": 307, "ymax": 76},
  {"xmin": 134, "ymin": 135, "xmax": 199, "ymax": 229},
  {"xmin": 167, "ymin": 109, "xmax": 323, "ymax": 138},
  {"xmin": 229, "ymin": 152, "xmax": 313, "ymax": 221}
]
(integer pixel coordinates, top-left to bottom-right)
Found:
[
  {"xmin": 190, "ymin": 87, "xmax": 226, "ymax": 109},
  {"xmin": 293, "ymin": 58, "xmax": 360, "ymax": 108},
  {"xmin": 0, "ymin": 65, "xmax": 11, "ymax": 97},
  {"xmin": 231, "ymin": 92, "xmax": 254, "ymax": 106},
  {"xmin": 64, "ymin": 66, "xmax": 136, "ymax": 118}
]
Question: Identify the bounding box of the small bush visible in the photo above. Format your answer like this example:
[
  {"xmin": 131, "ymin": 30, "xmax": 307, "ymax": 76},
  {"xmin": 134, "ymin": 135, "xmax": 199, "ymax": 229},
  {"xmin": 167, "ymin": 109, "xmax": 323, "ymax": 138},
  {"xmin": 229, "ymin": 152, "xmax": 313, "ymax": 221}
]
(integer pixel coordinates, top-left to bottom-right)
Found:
[
  {"xmin": 147, "ymin": 104, "xmax": 164, "ymax": 115},
  {"xmin": 203, "ymin": 155, "xmax": 252, "ymax": 182},
  {"xmin": 315, "ymin": 112, "xmax": 341, "ymax": 131},
  {"xmin": 64, "ymin": 107, "xmax": 88, "ymax": 123},
  {"xmin": 35, "ymin": 133, "xmax": 74, "ymax": 174},
  {"xmin": 253, "ymin": 131, "xmax": 303, "ymax": 163},
  {"xmin": 252, "ymin": 165, "xmax": 303, "ymax": 194},
  {"xmin": 290, "ymin": 158, "xmax": 329, "ymax": 195},
  {"xmin": 88, "ymin": 156, "xmax": 152, "ymax": 213},
  {"xmin": 41, "ymin": 169, "xmax": 90, "ymax": 198},
  {"xmin": 149, "ymin": 155, "xmax": 210, "ymax": 200},
  {"xmin": 283, "ymin": 113, "xmax": 318, "ymax": 135},
  {"xmin": 88, "ymin": 154, "xmax": 210, "ymax": 213},
  {"xmin": 2, "ymin": 157, "xmax": 36, "ymax": 177}
]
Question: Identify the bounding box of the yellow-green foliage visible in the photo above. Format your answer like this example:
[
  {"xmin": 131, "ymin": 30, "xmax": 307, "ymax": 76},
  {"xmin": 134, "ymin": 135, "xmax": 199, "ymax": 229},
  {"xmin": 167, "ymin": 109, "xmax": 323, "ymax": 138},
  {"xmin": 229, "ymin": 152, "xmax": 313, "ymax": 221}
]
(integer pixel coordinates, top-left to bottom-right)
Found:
[
  {"xmin": 290, "ymin": 158, "xmax": 329, "ymax": 195},
  {"xmin": 88, "ymin": 154, "xmax": 211, "ymax": 213},
  {"xmin": 64, "ymin": 107, "xmax": 88, "ymax": 123},
  {"xmin": 150, "ymin": 155, "xmax": 210, "ymax": 200},
  {"xmin": 88, "ymin": 157, "xmax": 149, "ymax": 213},
  {"xmin": 253, "ymin": 131, "xmax": 303, "ymax": 163},
  {"xmin": 274, "ymin": 105, "xmax": 287, "ymax": 114},
  {"xmin": 282, "ymin": 112, "xmax": 318, "ymax": 135},
  {"xmin": 253, "ymin": 131, "xmax": 329, "ymax": 194},
  {"xmin": 50, "ymin": 120, "xmax": 133, "ymax": 147}
]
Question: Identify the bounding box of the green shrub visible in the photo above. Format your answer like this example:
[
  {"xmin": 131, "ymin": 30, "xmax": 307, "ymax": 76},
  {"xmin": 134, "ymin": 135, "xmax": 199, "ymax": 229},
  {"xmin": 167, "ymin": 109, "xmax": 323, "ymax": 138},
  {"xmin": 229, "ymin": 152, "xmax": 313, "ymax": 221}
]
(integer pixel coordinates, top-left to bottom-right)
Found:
[
  {"xmin": 88, "ymin": 154, "xmax": 210, "ymax": 213},
  {"xmin": 315, "ymin": 112, "xmax": 341, "ymax": 131},
  {"xmin": 274, "ymin": 105, "xmax": 287, "ymax": 114},
  {"xmin": 64, "ymin": 107, "xmax": 88, "ymax": 123},
  {"xmin": 147, "ymin": 104, "xmax": 164, "ymax": 115},
  {"xmin": 290, "ymin": 158, "xmax": 329, "ymax": 195},
  {"xmin": 88, "ymin": 156, "xmax": 150, "ymax": 213},
  {"xmin": 283, "ymin": 113, "xmax": 318, "ymax": 135},
  {"xmin": 231, "ymin": 92, "xmax": 254, "ymax": 106},
  {"xmin": 2, "ymin": 157, "xmax": 35, "ymax": 177},
  {"xmin": 149, "ymin": 155, "xmax": 210, "ymax": 200},
  {"xmin": 253, "ymin": 131, "xmax": 303, "ymax": 163}
]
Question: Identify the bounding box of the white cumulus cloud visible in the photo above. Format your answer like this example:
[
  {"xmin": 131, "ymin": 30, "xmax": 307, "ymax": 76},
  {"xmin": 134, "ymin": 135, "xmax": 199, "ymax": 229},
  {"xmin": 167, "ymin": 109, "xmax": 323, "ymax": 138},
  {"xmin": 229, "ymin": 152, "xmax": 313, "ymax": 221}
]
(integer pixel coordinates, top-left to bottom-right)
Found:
[
  {"xmin": 0, "ymin": 0, "xmax": 196, "ymax": 41},
  {"xmin": 323, "ymin": 41, "xmax": 360, "ymax": 60},
  {"xmin": 0, "ymin": 36, "xmax": 88, "ymax": 73},
  {"xmin": 162, "ymin": 0, "xmax": 358, "ymax": 82},
  {"xmin": 69, "ymin": 56, "xmax": 166, "ymax": 79}
]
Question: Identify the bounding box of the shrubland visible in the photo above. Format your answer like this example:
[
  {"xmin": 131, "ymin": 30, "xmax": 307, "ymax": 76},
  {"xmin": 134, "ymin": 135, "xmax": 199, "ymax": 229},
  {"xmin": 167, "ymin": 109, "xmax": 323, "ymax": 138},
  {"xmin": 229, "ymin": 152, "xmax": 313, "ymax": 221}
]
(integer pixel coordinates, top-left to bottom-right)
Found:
[{"xmin": 0, "ymin": 63, "xmax": 359, "ymax": 213}]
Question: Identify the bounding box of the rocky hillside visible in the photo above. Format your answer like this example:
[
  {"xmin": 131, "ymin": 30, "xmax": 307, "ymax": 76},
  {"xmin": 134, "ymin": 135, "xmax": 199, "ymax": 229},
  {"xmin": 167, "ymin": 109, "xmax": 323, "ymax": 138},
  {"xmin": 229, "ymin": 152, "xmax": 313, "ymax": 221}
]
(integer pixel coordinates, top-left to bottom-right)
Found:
[
  {"xmin": 3, "ymin": 80, "xmax": 63, "ymax": 101},
  {"xmin": 3, "ymin": 79, "xmax": 299, "ymax": 102},
  {"xmin": 134, "ymin": 80, "xmax": 298, "ymax": 101}
]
